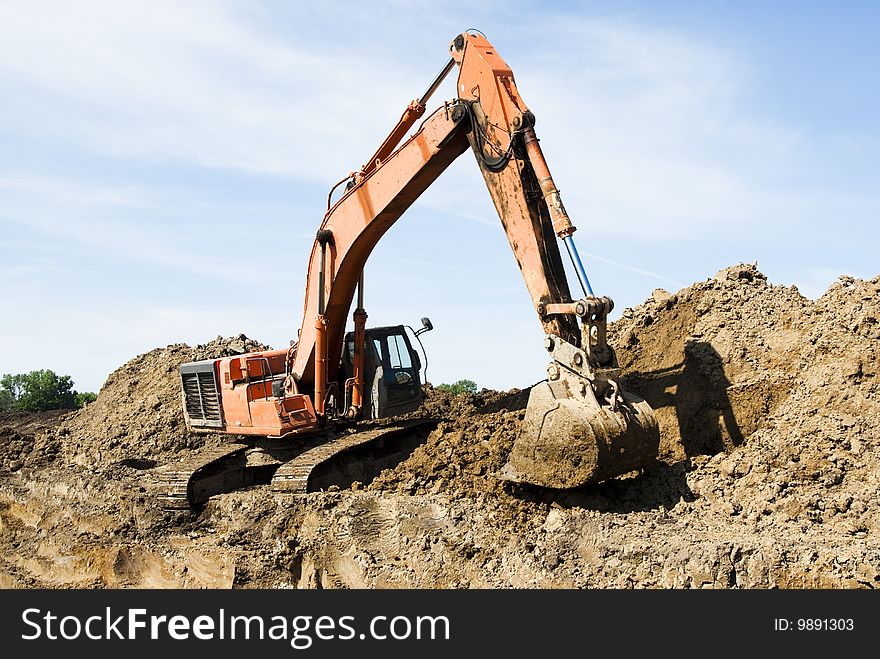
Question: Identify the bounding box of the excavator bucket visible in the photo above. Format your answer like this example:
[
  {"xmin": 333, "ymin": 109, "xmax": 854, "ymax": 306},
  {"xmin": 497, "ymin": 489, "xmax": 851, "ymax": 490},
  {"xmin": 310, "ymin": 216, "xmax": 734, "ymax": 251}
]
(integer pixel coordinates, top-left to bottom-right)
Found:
[
  {"xmin": 502, "ymin": 381, "xmax": 659, "ymax": 488},
  {"xmin": 501, "ymin": 334, "xmax": 660, "ymax": 489}
]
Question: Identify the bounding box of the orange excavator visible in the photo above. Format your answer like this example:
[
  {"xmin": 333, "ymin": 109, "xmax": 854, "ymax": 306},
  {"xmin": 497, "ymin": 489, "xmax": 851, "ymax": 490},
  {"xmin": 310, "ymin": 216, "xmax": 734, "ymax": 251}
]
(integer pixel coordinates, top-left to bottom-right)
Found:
[{"xmin": 159, "ymin": 31, "xmax": 660, "ymax": 508}]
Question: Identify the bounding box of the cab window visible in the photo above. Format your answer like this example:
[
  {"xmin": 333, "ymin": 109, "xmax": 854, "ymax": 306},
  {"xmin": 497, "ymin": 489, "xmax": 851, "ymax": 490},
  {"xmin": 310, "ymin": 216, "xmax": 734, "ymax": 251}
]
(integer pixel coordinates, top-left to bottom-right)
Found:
[{"xmin": 388, "ymin": 334, "xmax": 412, "ymax": 369}]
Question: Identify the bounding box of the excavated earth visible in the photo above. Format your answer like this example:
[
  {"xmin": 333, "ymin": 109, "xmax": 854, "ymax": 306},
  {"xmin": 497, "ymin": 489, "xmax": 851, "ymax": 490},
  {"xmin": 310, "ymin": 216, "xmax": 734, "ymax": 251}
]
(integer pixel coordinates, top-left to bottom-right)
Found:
[{"xmin": 1, "ymin": 265, "xmax": 878, "ymax": 588}]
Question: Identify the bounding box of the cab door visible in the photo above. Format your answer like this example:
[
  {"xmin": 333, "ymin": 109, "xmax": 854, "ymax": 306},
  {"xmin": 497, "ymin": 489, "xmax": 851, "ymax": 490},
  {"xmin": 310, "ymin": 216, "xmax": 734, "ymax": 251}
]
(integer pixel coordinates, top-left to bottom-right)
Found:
[
  {"xmin": 340, "ymin": 326, "xmax": 423, "ymax": 419},
  {"xmin": 363, "ymin": 329, "xmax": 421, "ymax": 418}
]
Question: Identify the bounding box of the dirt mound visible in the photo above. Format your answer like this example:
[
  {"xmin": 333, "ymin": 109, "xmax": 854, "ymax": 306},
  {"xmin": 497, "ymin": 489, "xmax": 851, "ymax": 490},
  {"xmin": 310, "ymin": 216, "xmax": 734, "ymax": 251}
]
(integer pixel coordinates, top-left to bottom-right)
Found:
[
  {"xmin": 359, "ymin": 264, "xmax": 880, "ymax": 583},
  {"xmin": 608, "ymin": 265, "xmax": 879, "ymax": 534},
  {"xmin": 56, "ymin": 335, "xmax": 269, "ymax": 468},
  {"xmin": 0, "ymin": 411, "xmax": 67, "ymax": 473},
  {"xmin": 610, "ymin": 263, "xmax": 807, "ymax": 459},
  {"xmin": 393, "ymin": 263, "xmax": 877, "ymax": 494},
  {"xmin": 371, "ymin": 387, "xmax": 528, "ymax": 499},
  {"xmin": 2, "ymin": 266, "xmax": 878, "ymax": 589},
  {"xmin": 372, "ymin": 264, "xmax": 809, "ymax": 498}
]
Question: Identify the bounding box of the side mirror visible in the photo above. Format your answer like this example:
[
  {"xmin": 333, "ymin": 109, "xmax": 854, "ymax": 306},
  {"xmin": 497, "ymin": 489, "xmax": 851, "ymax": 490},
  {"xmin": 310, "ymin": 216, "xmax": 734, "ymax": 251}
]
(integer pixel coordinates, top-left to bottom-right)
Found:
[{"xmin": 414, "ymin": 317, "xmax": 433, "ymax": 336}]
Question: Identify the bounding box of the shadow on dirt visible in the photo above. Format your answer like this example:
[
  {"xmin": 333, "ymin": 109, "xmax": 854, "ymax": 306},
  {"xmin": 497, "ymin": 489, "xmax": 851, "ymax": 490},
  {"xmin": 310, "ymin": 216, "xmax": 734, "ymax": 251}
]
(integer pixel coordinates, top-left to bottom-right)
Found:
[{"xmin": 623, "ymin": 339, "xmax": 744, "ymax": 456}]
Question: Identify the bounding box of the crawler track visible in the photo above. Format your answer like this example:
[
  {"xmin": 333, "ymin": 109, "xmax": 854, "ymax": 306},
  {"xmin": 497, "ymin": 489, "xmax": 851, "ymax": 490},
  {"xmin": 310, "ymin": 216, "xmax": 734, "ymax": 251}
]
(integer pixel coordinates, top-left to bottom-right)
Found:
[
  {"xmin": 154, "ymin": 442, "xmax": 249, "ymax": 509},
  {"xmin": 271, "ymin": 421, "xmax": 431, "ymax": 494},
  {"xmin": 153, "ymin": 419, "xmax": 434, "ymax": 509}
]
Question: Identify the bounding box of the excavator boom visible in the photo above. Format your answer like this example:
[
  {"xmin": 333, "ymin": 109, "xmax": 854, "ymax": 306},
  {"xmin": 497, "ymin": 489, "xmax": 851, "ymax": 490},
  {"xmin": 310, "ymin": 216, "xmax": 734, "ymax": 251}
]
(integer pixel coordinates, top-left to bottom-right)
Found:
[{"xmin": 177, "ymin": 30, "xmax": 660, "ymax": 499}]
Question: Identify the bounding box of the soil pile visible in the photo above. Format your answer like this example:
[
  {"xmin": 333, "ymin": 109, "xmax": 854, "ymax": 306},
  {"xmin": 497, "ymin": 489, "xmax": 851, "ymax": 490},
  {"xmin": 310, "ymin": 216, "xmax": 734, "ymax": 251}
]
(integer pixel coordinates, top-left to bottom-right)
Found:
[
  {"xmin": 373, "ymin": 265, "xmax": 879, "ymax": 522},
  {"xmin": 610, "ymin": 264, "xmax": 880, "ymax": 535},
  {"xmin": 56, "ymin": 335, "xmax": 269, "ymax": 468},
  {"xmin": 1, "ymin": 266, "xmax": 878, "ymax": 589},
  {"xmin": 317, "ymin": 264, "xmax": 879, "ymax": 586},
  {"xmin": 0, "ymin": 411, "xmax": 67, "ymax": 473},
  {"xmin": 376, "ymin": 386, "xmax": 529, "ymax": 497}
]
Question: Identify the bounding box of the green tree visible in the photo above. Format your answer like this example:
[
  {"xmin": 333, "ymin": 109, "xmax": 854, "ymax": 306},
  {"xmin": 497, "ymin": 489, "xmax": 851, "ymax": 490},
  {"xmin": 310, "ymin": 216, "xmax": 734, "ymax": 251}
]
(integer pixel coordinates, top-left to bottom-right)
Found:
[
  {"xmin": 0, "ymin": 388, "xmax": 12, "ymax": 411},
  {"xmin": 435, "ymin": 379, "xmax": 478, "ymax": 396},
  {"xmin": 0, "ymin": 370, "xmax": 79, "ymax": 411},
  {"xmin": 76, "ymin": 391, "xmax": 97, "ymax": 407}
]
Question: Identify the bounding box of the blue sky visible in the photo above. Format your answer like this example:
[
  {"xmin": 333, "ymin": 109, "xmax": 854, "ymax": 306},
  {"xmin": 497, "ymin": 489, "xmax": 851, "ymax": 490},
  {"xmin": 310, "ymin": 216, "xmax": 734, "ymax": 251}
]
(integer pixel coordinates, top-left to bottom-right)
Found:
[{"xmin": 1, "ymin": 1, "xmax": 877, "ymax": 393}]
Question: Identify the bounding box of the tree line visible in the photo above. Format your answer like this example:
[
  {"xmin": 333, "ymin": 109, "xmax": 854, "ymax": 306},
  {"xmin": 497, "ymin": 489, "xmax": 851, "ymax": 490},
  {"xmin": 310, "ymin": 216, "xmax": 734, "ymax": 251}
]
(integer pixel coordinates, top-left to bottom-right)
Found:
[
  {"xmin": 0, "ymin": 370, "xmax": 96, "ymax": 412},
  {"xmin": 435, "ymin": 379, "xmax": 478, "ymax": 395}
]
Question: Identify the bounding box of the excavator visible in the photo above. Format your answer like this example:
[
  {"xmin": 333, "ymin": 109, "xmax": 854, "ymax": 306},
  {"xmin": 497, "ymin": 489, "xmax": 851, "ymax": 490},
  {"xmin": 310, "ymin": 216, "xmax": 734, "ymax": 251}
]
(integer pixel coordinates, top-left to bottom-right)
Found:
[{"xmin": 157, "ymin": 31, "xmax": 660, "ymax": 509}]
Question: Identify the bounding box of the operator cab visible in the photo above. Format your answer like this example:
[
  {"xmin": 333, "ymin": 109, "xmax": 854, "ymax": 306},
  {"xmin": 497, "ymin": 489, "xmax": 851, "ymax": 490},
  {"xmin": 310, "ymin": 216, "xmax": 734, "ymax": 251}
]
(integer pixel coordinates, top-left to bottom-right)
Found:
[{"xmin": 340, "ymin": 324, "xmax": 425, "ymax": 419}]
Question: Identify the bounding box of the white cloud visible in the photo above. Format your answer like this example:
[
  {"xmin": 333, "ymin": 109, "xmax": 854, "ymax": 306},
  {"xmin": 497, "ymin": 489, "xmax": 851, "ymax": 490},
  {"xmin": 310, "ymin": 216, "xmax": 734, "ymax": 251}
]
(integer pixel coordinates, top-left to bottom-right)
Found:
[
  {"xmin": 0, "ymin": 1, "xmax": 426, "ymax": 179},
  {"xmin": 0, "ymin": 3, "xmax": 825, "ymax": 245}
]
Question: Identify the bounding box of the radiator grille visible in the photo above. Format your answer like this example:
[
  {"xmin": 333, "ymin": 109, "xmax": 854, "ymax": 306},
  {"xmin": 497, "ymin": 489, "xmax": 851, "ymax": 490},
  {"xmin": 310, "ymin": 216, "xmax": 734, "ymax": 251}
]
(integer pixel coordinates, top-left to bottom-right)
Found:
[{"xmin": 180, "ymin": 363, "xmax": 223, "ymax": 428}]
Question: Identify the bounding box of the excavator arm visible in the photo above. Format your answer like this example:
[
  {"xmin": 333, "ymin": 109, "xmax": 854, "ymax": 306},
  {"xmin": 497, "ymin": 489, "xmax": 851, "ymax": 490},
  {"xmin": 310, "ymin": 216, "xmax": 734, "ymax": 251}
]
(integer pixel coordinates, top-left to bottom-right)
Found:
[
  {"xmin": 178, "ymin": 31, "xmax": 659, "ymax": 492},
  {"xmin": 290, "ymin": 104, "xmax": 466, "ymax": 409},
  {"xmin": 285, "ymin": 31, "xmax": 659, "ymax": 488},
  {"xmin": 293, "ymin": 32, "xmax": 580, "ymax": 393}
]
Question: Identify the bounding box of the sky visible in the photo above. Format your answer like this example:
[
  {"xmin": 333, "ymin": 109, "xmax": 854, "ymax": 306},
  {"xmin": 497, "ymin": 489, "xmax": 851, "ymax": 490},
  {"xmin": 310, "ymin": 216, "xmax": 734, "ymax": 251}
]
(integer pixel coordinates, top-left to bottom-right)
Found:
[{"xmin": 1, "ymin": 1, "xmax": 877, "ymax": 394}]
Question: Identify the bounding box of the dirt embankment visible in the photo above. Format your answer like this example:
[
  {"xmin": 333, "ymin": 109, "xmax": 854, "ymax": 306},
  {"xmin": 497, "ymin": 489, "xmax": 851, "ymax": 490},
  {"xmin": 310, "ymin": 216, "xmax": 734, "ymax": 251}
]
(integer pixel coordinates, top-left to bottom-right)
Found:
[
  {"xmin": 57, "ymin": 335, "xmax": 269, "ymax": 469},
  {"xmin": 1, "ymin": 266, "xmax": 878, "ymax": 589}
]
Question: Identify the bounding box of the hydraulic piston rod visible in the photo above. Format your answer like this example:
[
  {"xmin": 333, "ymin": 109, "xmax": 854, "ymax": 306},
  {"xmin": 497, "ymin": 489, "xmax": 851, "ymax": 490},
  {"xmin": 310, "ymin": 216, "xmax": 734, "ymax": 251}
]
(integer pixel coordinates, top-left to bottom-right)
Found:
[
  {"xmin": 520, "ymin": 126, "xmax": 596, "ymax": 298},
  {"xmin": 562, "ymin": 235, "xmax": 594, "ymax": 298}
]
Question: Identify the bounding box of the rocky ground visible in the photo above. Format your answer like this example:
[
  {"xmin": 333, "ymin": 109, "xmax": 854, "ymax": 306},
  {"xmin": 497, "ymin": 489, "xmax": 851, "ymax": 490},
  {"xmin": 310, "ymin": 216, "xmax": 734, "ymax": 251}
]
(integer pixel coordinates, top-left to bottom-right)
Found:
[{"xmin": 1, "ymin": 265, "xmax": 878, "ymax": 588}]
